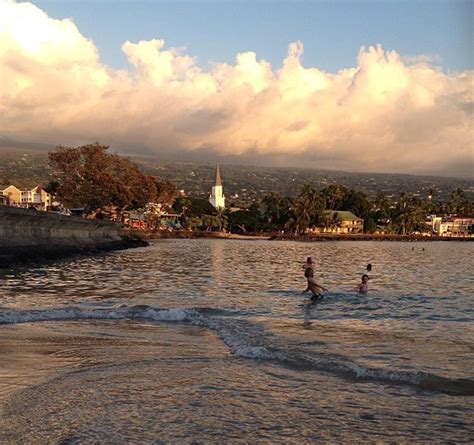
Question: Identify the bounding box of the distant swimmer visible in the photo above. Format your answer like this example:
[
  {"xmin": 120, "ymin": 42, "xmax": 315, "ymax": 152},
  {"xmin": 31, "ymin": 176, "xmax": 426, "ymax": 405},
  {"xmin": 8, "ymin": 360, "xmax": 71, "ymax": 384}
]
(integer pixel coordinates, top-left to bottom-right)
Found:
[
  {"xmin": 357, "ymin": 274, "xmax": 369, "ymax": 294},
  {"xmin": 366, "ymin": 263, "xmax": 372, "ymax": 272}
]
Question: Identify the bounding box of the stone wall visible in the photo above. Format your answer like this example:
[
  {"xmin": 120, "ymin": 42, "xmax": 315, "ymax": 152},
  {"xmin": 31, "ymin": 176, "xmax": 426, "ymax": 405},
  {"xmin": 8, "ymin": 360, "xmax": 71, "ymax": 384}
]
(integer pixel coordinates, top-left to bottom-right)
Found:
[{"xmin": 0, "ymin": 205, "xmax": 146, "ymax": 267}]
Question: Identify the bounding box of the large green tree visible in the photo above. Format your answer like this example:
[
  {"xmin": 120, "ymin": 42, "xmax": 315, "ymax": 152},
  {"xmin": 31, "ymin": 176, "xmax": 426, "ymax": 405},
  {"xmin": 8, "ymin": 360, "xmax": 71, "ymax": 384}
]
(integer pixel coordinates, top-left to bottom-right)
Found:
[
  {"xmin": 173, "ymin": 196, "xmax": 216, "ymax": 218},
  {"xmin": 228, "ymin": 208, "xmax": 260, "ymax": 233}
]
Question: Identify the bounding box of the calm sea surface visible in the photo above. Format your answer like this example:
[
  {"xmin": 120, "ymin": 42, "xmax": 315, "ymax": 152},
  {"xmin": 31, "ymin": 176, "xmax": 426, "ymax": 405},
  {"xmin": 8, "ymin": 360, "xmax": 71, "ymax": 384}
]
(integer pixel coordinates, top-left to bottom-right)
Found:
[{"xmin": 0, "ymin": 240, "xmax": 473, "ymax": 443}]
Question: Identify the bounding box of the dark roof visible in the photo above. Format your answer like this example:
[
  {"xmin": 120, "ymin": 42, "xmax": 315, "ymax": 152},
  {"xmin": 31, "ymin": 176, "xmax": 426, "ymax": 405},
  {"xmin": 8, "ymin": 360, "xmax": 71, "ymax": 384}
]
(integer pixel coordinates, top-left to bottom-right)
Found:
[{"xmin": 214, "ymin": 164, "xmax": 222, "ymax": 187}]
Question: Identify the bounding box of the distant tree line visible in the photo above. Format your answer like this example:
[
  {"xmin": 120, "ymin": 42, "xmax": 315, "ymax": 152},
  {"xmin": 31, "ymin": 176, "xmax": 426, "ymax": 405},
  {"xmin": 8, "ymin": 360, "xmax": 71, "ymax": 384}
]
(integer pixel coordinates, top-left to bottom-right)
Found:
[
  {"xmin": 47, "ymin": 143, "xmax": 472, "ymax": 234},
  {"xmin": 224, "ymin": 184, "xmax": 473, "ymax": 235},
  {"xmin": 169, "ymin": 183, "xmax": 472, "ymax": 235}
]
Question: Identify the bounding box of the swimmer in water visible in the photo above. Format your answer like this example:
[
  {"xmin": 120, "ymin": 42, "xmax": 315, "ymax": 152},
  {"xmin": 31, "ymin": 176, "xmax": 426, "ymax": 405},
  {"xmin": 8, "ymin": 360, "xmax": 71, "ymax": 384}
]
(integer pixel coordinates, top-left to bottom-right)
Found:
[
  {"xmin": 303, "ymin": 267, "xmax": 327, "ymax": 300},
  {"xmin": 357, "ymin": 274, "xmax": 369, "ymax": 294}
]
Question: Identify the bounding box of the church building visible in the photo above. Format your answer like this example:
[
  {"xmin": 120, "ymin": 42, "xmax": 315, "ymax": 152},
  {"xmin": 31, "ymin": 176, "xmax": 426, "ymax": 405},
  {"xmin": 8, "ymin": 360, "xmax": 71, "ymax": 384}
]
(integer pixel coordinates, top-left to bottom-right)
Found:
[{"xmin": 209, "ymin": 164, "xmax": 225, "ymax": 209}]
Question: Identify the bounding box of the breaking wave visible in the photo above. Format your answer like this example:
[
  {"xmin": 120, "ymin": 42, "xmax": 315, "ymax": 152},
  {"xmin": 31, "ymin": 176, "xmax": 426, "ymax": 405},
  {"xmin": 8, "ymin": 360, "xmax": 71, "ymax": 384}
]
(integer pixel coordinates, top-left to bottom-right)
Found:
[{"xmin": 1, "ymin": 305, "xmax": 472, "ymax": 396}]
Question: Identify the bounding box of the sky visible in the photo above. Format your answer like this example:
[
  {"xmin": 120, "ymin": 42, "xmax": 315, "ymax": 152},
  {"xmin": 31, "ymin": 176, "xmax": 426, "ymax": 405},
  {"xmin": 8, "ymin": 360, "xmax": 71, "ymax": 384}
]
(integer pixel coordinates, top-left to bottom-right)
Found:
[{"xmin": 0, "ymin": 0, "xmax": 473, "ymax": 177}]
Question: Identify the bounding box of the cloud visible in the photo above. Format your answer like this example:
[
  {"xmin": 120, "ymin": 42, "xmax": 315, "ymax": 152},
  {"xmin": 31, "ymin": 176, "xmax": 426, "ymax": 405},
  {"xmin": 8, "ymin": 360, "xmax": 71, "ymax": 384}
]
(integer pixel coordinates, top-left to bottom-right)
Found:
[{"xmin": 0, "ymin": 1, "xmax": 472, "ymax": 177}]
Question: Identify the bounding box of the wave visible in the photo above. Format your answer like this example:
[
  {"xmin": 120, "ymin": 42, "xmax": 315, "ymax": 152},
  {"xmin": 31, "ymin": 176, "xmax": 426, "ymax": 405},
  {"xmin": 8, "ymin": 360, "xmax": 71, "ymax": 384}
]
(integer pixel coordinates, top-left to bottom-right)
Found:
[
  {"xmin": 1, "ymin": 305, "xmax": 473, "ymax": 396},
  {"xmin": 0, "ymin": 305, "xmax": 196, "ymax": 324}
]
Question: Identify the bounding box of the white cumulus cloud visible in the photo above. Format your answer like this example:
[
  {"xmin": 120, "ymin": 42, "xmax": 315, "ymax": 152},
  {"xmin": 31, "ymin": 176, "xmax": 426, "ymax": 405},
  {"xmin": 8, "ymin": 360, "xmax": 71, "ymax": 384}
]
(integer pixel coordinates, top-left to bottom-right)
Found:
[{"xmin": 0, "ymin": 0, "xmax": 472, "ymax": 177}]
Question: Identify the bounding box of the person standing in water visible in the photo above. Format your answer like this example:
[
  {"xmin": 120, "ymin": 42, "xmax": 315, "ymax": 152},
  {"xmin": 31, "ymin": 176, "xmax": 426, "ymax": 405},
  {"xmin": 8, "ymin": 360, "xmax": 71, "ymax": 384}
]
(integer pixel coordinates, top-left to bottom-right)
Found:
[{"xmin": 302, "ymin": 257, "xmax": 327, "ymax": 300}]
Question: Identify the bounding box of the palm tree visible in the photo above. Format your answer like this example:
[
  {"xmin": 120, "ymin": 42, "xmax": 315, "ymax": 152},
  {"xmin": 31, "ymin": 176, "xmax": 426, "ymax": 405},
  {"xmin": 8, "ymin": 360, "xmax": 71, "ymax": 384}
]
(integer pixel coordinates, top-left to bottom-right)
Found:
[
  {"xmin": 285, "ymin": 196, "xmax": 312, "ymax": 235},
  {"xmin": 394, "ymin": 193, "xmax": 426, "ymax": 235},
  {"xmin": 320, "ymin": 184, "xmax": 347, "ymax": 210},
  {"xmin": 216, "ymin": 208, "xmax": 228, "ymax": 232},
  {"xmin": 298, "ymin": 184, "xmax": 325, "ymax": 228},
  {"xmin": 261, "ymin": 192, "xmax": 284, "ymax": 230},
  {"xmin": 371, "ymin": 192, "xmax": 393, "ymax": 231},
  {"xmin": 343, "ymin": 189, "xmax": 370, "ymax": 220}
]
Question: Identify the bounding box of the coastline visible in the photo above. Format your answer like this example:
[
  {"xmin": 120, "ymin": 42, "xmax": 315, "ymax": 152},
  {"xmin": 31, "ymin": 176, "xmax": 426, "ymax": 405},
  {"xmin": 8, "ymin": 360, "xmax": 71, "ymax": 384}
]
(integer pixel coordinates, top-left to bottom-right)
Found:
[
  {"xmin": 2, "ymin": 212, "xmax": 471, "ymax": 268},
  {"xmin": 0, "ymin": 205, "xmax": 148, "ymax": 268},
  {"xmin": 136, "ymin": 229, "xmax": 473, "ymax": 242},
  {"xmin": 268, "ymin": 233, "xmax": 474, "ymax": 242}
]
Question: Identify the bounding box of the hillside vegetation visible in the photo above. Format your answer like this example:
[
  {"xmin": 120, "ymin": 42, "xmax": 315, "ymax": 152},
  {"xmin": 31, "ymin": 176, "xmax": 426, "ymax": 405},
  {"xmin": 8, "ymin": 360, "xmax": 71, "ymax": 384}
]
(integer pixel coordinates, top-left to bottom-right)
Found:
[{"xmin": 1, "ymin": 150, "xmax": 472, "ymax": 206}]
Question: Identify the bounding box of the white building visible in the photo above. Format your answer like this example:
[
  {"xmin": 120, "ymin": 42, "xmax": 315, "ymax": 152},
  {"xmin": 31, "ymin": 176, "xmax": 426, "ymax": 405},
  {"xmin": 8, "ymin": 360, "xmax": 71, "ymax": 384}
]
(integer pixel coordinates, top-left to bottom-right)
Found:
[
  {"xmin": 1, "ymin": 185, "xmax": 51, "ymax": 211},
  {"xmin": 209, "ymin": 164, "xmax": 225, "ymax": 209},
  {"xmin": 429, "ymin": 215, "xmax": 474, "ymax": 237}
]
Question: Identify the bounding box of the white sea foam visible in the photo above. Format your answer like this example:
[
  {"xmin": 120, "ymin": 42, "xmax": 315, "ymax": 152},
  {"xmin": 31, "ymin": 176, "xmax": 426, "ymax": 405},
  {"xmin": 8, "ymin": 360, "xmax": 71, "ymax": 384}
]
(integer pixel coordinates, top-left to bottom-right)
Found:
[
  {"xmin": 0, "ymin": 306, "xmax": 196, "ymax": 325},
  {"xmin": 348, "ymin": 363, "xmax": 424, "ymax": 385},
  {"xmin": 1, "ymin": 305, "xmax": 472, "ymax": 395}
]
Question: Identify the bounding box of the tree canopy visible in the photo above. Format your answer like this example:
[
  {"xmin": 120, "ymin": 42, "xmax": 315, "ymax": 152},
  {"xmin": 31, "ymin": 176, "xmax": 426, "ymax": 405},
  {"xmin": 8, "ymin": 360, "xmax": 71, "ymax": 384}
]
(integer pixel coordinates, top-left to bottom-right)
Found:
[{"xmin": 48, "ymin": 143, "xmax": 157, "ymax": 215}]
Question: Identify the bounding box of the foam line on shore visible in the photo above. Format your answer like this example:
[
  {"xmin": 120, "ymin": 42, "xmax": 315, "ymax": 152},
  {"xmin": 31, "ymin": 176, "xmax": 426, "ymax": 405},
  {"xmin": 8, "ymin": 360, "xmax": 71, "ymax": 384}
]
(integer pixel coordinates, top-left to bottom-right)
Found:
[{"xmin": 1, "ymin": 305, "xmax": 472, "ymax": 396}]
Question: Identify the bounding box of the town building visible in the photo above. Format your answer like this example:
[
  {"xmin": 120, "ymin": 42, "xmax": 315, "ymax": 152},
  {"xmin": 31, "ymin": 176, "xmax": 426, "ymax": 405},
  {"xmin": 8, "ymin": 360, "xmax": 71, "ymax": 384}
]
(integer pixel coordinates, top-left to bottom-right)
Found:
[
  {"xmin": 429, "ymin": 215, "xmax": 474, "ymax": 237},
  {"xmin": 209, "ymin": 164, "xmax": 225, "ymax": 209},
  {"xmin": 1, "ymin": 185, "xmax": 21, "ymax": 206},
  {"xmin": 1, "ymin": 185, "xmax": 52, "ymax": 211},
  {"xmin": 309, "ymin": 210, "xmax": 364, "ymax": 234}
]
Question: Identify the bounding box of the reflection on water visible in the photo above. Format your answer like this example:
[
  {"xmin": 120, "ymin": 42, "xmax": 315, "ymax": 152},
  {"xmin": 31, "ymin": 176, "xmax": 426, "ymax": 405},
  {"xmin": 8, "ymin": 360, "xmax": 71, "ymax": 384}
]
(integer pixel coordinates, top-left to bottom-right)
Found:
[{"xmin": 0, "ymin": 240, "xmax": 473, "ymax": 442}]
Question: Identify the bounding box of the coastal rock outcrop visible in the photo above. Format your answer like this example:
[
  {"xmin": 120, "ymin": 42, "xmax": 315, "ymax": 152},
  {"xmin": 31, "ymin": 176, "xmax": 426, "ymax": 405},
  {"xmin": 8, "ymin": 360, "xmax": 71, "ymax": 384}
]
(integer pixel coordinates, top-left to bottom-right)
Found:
[{"xmin": 0, "ymin": 205, "xmax": 147, "ymax": 267}]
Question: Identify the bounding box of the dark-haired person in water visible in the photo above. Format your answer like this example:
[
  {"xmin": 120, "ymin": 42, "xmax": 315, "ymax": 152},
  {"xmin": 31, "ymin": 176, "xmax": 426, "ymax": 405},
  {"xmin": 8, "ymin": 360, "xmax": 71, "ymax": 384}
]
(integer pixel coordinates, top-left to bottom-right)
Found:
[
  {"xmin": 357, "ymin": 274, "xmax": 369, "ymax": 294},
  {"xmin": 303, "ymin": 267, "xmax": 327, "ymax": 300},
  {"xmin": 302, "ymin": 257, "xmax": 314, "ymax": 271}
]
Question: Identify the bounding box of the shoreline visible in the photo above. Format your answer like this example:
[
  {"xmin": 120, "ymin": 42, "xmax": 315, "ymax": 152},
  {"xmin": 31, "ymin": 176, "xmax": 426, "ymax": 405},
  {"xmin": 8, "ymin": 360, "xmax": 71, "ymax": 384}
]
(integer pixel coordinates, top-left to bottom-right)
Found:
[
  {"xmin": 269, "ymin": 233, "xmax": 474, "ymax": 242},
  {"xmin": 137, "ymin": 229, "xmax": 473, "ymax": 242},
  {"xmin": 2, "ymin": 224, "xmax": 471, "ymax": 268},
  {"xmin": 0, "ymin": 205, "xmax": 148, "ymax": 268}
]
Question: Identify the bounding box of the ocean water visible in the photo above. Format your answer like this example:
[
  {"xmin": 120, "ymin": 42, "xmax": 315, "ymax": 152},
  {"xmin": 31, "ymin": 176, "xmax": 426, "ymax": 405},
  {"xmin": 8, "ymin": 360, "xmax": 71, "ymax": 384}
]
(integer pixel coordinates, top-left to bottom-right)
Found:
[{"xmin": 0, "ymin": 239, "xmax": 473, "ymax": 443}]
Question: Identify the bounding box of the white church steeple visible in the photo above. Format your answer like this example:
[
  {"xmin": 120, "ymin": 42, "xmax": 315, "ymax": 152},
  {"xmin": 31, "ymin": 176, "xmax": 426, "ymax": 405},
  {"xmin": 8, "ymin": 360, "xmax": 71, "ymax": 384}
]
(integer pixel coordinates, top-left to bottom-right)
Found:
[{"xmin": 209, "ymin": 164, "xmax": 225, "ymax": 209}]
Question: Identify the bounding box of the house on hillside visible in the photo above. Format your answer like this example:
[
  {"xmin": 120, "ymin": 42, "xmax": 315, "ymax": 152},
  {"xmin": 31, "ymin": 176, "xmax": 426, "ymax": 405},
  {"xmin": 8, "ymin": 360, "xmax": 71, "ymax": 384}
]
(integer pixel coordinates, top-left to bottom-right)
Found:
[
  {"xmin": 310, "ymin": 210, "xmax": 364, "ymax": 234},
  {"xmin": 24, "ymin": 186, "xmax": 52, "ymax": 211},
  {"xmin": 1, "ymin": 185, "xmax": 21, "ymax": 206},
  {"xmin": 1, "ymin": 185, "xmax": 51, "ymax": 211}
]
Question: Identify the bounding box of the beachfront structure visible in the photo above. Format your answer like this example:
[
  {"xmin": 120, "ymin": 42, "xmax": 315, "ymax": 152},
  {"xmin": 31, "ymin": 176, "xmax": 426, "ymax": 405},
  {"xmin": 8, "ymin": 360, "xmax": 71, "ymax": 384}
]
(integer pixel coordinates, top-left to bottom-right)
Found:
[
  {"xmin": 309, "ymin": 210, "xmax": 364, "ymax": 234},
  {"xmin": 429, "ymin": 215, "xmax": 474, "ymax": 237},
  {"xmin": 1, "ymin": 185, "xmax": 52, "ymax": 211},
  {"xmin": 209, "ymin": 164, "xmax": 225, "ymax": 209},
  {"xmin": 124, "ymin": 210, "xmax": 181, "ymax": 230},
  {"xmin": 1, "ymin": 185, "xmax": 21, "ymax": 206}
]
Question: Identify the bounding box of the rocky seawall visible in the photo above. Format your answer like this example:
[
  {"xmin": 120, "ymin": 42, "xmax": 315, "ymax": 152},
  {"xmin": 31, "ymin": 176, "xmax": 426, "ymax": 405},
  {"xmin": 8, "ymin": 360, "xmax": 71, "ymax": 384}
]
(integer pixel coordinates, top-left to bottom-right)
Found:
[{"xmin": 0, "ymin": 205, "xmax": 147, "ymax": 268}]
